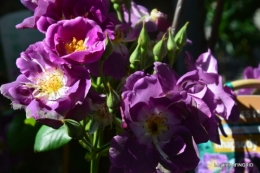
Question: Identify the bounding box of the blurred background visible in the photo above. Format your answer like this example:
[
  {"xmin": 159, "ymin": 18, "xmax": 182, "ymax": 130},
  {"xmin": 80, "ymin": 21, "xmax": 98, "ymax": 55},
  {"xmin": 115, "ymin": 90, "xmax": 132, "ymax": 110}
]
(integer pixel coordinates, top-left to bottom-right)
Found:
[{"xmin": 0, "ymin": 0, "xmax": 260, "ymax": 172}]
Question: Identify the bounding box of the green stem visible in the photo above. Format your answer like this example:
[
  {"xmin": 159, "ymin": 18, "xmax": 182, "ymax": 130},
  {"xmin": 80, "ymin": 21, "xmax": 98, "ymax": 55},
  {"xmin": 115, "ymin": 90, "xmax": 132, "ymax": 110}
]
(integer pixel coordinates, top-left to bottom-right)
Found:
[
  {"xmin": 90, "ymin": 157, "xmax": 99, "ymax": 173},
  {"xmin": 93, "ymin": 128, "xmax": 101, "ymax": 148},
  {"xmin": 81, "ymin": 137, "xmax": 94, "ymax": 152},
  {"xmin": 112, "ymin": 115, "xmax": 123, "ymax": 134},
  {"xmin": 96, "ymin": 142, "xmax": 110, "ymax": 154},
  {"xmin": 90, "ymin": 127, "xmax": 104, "ymax": 173},
  {"xmin": 99, "ymin": 60, "xmax": 109, "ymax": 94},
  {"xmin": 116, "ymin": 11, "xmax": 123, "ymax": 22}
]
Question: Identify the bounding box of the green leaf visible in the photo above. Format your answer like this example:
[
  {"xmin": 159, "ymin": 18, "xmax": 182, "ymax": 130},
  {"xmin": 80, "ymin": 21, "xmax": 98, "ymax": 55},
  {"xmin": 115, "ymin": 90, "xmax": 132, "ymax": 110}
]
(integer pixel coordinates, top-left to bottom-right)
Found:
[{"xmin": 34, "ymin": 125, "xmax": 71, "ymax": 152}]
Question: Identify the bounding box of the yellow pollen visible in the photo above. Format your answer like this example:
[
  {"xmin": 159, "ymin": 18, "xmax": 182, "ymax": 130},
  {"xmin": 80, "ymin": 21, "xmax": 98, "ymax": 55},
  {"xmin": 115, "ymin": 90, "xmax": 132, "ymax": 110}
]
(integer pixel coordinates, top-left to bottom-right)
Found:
[
  {"xmin": 26, "ymin": 68, "xmax": 67, "ymax": 100},
  {"xmin": 113, "ymin": 30, "xmax": 124, "ymax": 43},
  {"xmin": 65, "ymin": 37, "xmax": 86, "ymax": 54},
  {"xmin": 37, "ymin": 71, "xmax": 64, "ymax": 94},
  {"xmin": 144, "ymin": 113, "xmax": 168, "ymax": 135}
]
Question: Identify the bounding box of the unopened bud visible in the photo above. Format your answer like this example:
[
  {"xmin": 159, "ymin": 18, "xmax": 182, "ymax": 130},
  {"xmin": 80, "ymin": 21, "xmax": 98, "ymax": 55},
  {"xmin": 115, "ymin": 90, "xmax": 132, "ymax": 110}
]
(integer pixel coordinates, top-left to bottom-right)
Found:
[
  {"xmin": 153, "ymin": 33, "xmax": 167, "ymax": 61},
  {"xmin": 106, "ymin": 87, "xmax": 120, "ymax": 110},
  {"xmin": 138, "ymin": 22, "xmax": 150, "ymax": 49},
  {"xmin": 101, "ymin": 33, "xmax": 114, "ymax": 61},
  {"xmin": 174, "ymin": 22, "xmax": 189, "ymax": 51},
  {"xmin": 129, "ymin": 44, "xmax": 141, "ymax": 70},
  {"xmin": 167, "ymin": 28, "xmax": 178, "ymax": 65},
  {"xmin": 62, "ymin": 119, "xmax": 85, "ymax": 139}
]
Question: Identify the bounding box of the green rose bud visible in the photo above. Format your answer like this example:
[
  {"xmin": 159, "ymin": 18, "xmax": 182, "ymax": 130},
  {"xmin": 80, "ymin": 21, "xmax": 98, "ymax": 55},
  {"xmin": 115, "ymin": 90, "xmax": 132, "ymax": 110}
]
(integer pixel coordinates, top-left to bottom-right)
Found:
[
  {"xmin": 101, "ymin": 33, "xmax": 114, "ymax": 61},
  {"xmin": 174, "ymin": 22, "xmax": 189, "ymax": 52},
  {"xmin": 129, "ymin": 44, "xmax": 141, "ymax": 70},
  {"xmin": 106, "ymin": 86, "xmax": 120, "ymax": 110},
  {"xmin": 138, "ymin": 22, "xmax": 150, "ymax": 49},
  {"xmin": 167, "ymin": 28, "xmax": 178, "ymax": 66},
  {"xmin": 62, "ymin": 119, "xmax": 85, "ymax": 139},
  {"xmin": 153, "ymin": 33, "xmax": 167, "ymax": 61}
]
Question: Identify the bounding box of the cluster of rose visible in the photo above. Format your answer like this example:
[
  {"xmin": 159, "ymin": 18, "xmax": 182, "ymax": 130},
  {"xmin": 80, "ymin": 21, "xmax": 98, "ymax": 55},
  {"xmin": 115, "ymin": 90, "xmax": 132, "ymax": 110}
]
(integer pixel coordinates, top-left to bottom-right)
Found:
[{"xmin": 0, "ymin": 0, "xmax": 240, "ymax": 172}]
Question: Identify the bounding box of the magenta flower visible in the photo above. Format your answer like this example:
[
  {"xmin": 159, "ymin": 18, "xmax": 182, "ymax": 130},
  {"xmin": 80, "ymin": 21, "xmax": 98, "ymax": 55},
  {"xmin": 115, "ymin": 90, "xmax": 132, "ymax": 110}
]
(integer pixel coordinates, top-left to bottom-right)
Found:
[
  {"xmin": 123, "ymin": 2, "xmax": 170, "ymax": 32},
  {"xmin": 17, "ymin": 0, "xmax": 109, "ymax": 33},
  {"xmin": 155, "ymin": 61, "xmax": 240, "ymax": 144},
  {"xmin": 114, "ymin": 63, "xmax": 213, "ymax": 172},
  {"xmin": 20, "ymin": 0, "xmax": 37, "ymax": 11},
  {"xmin": 183, "ymin": 51, "xmax": 239, "ymax": 120},
  {"xmin": 237, "ymin": 64, "xmax": 260, "ymax": 95},
  {"xmin": 45, "ymin": 17, "xmax": 105, "ymax": 64},
  {"xmin": 184, "ymin": 49, "xmax": 217, "ymax": 73},
  {"xmin": 109, "ymin": 129, "xmax": 199, "ymax": 173},
  {"xmin": 85, "ymin": 21, "xmax": 132, "ymax": 79},
  {"xmin": 0, "ymin": 42, "xmax": 91, "ymax": 128}
]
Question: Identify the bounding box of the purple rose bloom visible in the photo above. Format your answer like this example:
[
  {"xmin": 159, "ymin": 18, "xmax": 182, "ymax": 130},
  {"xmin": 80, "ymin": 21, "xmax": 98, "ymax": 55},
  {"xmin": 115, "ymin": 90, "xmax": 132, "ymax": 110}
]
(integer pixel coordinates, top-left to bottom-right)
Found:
[
  {"xmin": 184, "ymin": 50, "xmax": 239, "ymax": 121},
  {"xmin": 123, "ymin": 2, "xmax": 170, "ymax": 32},
  {"xmin": 117, "ymin": 63, "xmax": 211, "ymax": 172},
  {"xmin": 197, "ymin": 153, "xmax": 228, "ymax": 173},
  {"xmin": 155, "ymin": 63, "xmax": 239, "ymax": 144},
  {"xmin": 181, "ymin": 51, "xmax": 240, "ymax": 143},
  {"xmin": 85, "ymin": 20, "xmax": 132, "ymax": 79},
  {"xmin": 17, "ymin": 0, "xmax": 109, "ymax": 33},
  {"xmin": 45, "ymin": 17, "xmax": 105, "ymax": 65},
  {"xmin": 184, "ymin": 49, "xmax": 218, "ymax": 73},
  {"xmin": 109, "ymin": 129, "xmax": 200, "ymax": 173},
  {"xmin": 21, "ymin": 0, "xmax": 38, "ymax": 11},
  {"xmin": 0, "ymin": 42, "xmax": 91, "ymax": 128},
  {"xmin": 237, "ymin": 64, "xmax": 260, "ymax": 95}
]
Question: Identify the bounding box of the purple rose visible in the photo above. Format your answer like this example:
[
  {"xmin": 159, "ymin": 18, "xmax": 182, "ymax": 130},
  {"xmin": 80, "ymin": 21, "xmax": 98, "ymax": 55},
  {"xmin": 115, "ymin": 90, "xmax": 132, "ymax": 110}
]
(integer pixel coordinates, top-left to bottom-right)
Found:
[
  {"xmin": 237, "ymin": 64, "xmax": 260, "ymax": 95},
  {"xmin": 85, "ymin": 22, "xmax": 132, "ymax": 79},
  {"xmin": 17, "ymin": 0, "xmax": 109, "ymax": 33},
  {"xmin": 123, "ymin": 2, "xmax": 170, "ymax": 33},
  {"xmin": 0, "ymin": 42, "xmax": 91, "ymax": 128},
  {"xmin": 45, "ymin": 17, "xmax": 105, "ymax": 64},
  {"xmin": 116, "ymin": 63, "xmax": 211, "ymax": 172},
  {"xmin": 21, "ymin": 0, "xmax": 38, "ymax": 11},
  {"xmin": 181, "ymin": 51, "xmax": 240, "ymax": 143},
  {"xmin": 109, "ymin": 129, "xmax": 200, "ymax": 173}
]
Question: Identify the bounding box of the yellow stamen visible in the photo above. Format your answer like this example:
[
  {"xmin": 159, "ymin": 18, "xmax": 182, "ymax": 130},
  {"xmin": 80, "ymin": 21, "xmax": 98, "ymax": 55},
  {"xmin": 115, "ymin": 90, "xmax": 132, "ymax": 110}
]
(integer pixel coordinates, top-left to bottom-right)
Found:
[
  {"xmin": 113, "ymin": 30, "xmax": 124, "ymax": 43},
  {"xmin": 26, "ymin": 68, "xmax": 68, "ymax": 100},
  {"xmin": 144, "ymin": 112, "xmax": 168, "ymax": 136},
  {"xmin": 65, "ymin": 37, "xmax": 86, "ymax": 54}
]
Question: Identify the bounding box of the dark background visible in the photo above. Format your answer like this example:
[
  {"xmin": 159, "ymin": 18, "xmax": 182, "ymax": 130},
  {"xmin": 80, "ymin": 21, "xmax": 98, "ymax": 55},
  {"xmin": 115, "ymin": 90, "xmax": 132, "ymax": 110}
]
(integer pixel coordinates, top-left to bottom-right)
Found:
[{"xmin": 0, "ymin": 0, "xmax": 260, "ymax": 172}]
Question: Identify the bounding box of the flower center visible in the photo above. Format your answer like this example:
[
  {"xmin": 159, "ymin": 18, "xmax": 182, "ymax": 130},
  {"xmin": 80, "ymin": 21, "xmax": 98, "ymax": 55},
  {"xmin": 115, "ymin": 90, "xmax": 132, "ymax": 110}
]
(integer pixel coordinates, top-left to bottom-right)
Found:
[
  {"xmin": 97, "ymin": 103, "xmax": 110, "ymax": 118},
  {"xmin": 26, "ymin": 68, "xmax": 68, "ymax": 100},
  {"xmin": 65, "ymin": 37, "xmax": 87, "ymax": 54},
  {"xmin": 144, "ymin": 113, "xmax": 168, "ymax": 136},
  {"xmin": 92, "ymin": 103, "xmax": 112, "ymax": 127},
  {"xmin": 113, "ymin": 30, "xmax": 124, "ymax": 43}
]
